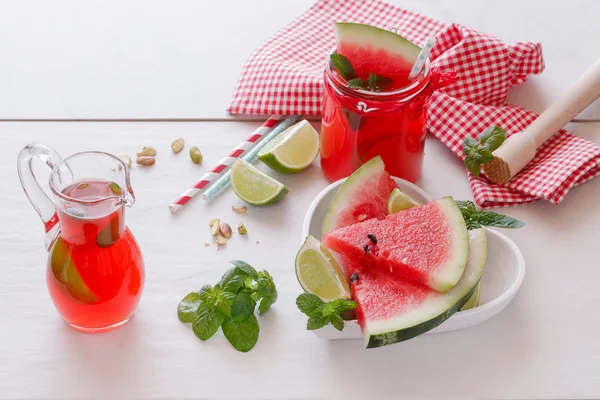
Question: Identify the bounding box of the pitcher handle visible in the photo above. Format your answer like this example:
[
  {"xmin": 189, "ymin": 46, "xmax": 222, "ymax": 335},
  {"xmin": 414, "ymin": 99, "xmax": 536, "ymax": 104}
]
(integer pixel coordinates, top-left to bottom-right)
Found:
[{"xmin": 17, "ymin": 144, "xmax": 65, "ymax": 251}]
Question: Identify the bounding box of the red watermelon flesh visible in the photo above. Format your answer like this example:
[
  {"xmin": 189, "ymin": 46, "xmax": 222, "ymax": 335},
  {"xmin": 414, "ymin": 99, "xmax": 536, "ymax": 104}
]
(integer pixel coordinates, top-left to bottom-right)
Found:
[
  {"xmin": 341, "ymin": 229, "xmax": 487, "ymax": 348},
  {"xmin": 322, "ymin": 156, "xmax": 397, "ymax": 235},
  {"xmin": 335, "ymin": 22, "xmax": 421, "ymax": 89},
  {"xmin": 322, "ymin": 197, "xmax": 468, "ymax": 293}
]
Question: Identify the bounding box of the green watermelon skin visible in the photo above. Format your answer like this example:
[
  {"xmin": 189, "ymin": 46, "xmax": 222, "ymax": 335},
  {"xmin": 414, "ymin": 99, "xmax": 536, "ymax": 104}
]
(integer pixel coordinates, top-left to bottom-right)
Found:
[
  {"xmin": 322, "ymin": 156, "xmax": 397, "ymax": 235},
  {"xmin": 323, "ymin": 197, "xmax": 469, "ymax": 293}
]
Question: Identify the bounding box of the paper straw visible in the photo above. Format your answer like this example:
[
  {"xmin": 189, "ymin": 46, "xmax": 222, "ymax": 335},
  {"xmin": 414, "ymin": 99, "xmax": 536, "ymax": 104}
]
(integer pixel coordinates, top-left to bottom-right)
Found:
[
  {"xmin": 408, "ymin": 35, "xmax": 436, "ymax": 80},
  {"xmin": 201, "ymin": 115, "xmax": 300, "ymax": 202},
  {"xmin": 168, "ymin": 115, "xmax": 282, "ymax": 213}
]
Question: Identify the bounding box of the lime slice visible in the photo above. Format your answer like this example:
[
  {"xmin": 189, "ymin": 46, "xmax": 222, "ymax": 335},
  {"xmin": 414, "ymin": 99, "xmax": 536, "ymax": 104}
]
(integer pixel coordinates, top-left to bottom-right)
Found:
[
  {"xmin": 258, "ymin": 120, "xmax": 320, "ymax": 174},
  {"xmin": 295, "ymin": 235, "xmax": 351, "ymax": 302},
  {"xmin": 461, "ymin": 284, "xmax": 481, "ymax": 311},
  {"xmin": 230, "ymin": 159, "xmax": 288, "ymax": 206},
  {"xmin": 387, "ymin": 188, "xmax": 422, "ymax": 213},
  {"xmin": 50, "ymin": 237, "xmax": 98, "ymax": 304}
]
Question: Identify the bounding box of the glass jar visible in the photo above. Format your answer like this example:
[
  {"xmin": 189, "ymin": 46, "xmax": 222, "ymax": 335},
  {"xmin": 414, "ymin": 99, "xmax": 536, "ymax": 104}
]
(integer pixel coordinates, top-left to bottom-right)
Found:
[{"xmin": 320, "ymin": 51, "xmax": 434, "ymax": 183}]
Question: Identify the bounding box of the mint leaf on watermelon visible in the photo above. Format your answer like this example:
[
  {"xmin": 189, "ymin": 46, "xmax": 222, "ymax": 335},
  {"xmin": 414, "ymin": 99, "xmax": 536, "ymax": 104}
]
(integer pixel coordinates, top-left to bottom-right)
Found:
[
  {"xmin": 296, "ymin": 293, "xmax": 356, "ymax": 331},
  {"xmin": 330, "ymin": 53, "xmax": 356, "ymax": 80},
  {"xmin": 455, "ymin": 200, "xmax": 525, "ymax": 230},
  {"xmin": 347, "ymin": 78, "xmax": 365, "ymax": 89}
]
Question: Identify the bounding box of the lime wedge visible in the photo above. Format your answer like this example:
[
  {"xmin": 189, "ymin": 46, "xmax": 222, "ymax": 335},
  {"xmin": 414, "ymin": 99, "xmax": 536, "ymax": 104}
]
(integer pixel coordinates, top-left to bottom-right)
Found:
[
  {"xmin": 50, "ymin": 237, "xmax": 98, "ymax": 304},
  {"xmin": 387, "ymin": 188, "xmax": 422, "ymax": 213},
  {"xmin": 461, "ymin": 284, "xmax": 481, "ymax": 311},
  {"xmin": 230, "ymin": 159, "xmax": 289, "ymax": 206},
  {"xmin": 258, "ymin": 120, "xmax": 320, "ymax": 174},
  {"xmin": 295, "ymin": 235, "xmax": 351, "ymax": 302}
]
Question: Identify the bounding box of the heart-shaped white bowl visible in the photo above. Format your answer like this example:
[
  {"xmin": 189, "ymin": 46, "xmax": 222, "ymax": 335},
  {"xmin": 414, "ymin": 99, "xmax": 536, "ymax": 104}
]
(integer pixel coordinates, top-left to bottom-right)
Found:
[{"xmin": 301, "ymin": 177, "xmax": 526, "ymax": 340}]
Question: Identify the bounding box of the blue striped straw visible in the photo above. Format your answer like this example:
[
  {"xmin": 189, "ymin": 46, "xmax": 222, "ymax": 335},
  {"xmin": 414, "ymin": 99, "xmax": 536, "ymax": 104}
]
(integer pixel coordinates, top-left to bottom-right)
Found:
[
  {"xmin": 408, "ymin": 35, "xmax": 436, "ymax": 80},
  {"xmin": 202, "ymin": 115, "xmax": 300, "ymax": 202}
]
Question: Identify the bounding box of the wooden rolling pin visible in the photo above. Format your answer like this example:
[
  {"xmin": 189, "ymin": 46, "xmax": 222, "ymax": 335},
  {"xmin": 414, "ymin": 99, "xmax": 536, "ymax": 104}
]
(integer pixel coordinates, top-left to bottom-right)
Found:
[{"xmin": 484, "ymin": 59, "xmax": 600, "ymax": 184}]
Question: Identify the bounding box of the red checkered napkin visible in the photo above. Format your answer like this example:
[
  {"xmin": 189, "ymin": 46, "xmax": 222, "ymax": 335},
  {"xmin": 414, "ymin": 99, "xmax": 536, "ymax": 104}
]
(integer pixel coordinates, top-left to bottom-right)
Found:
[{"xmin": 228, "ymin": 0, "xmax": 600, "ymax": 208}]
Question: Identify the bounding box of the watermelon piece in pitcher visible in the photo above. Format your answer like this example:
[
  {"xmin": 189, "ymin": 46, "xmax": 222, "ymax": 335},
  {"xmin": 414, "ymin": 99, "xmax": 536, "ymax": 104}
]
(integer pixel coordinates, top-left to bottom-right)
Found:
[
  {"xmin": 323, "ymin": 197, "xmax": 469, "ymax": 293},
  {"xmin": 322, "ymin": 156, "xmax": 397, "ymax": 235},
  {"xmin": 352, "ymin": 229, "xmax": 487, "ymax": 348},
  {"xmin": 335, "ymin": 22, "xmax": 421, "ymax": 88}
]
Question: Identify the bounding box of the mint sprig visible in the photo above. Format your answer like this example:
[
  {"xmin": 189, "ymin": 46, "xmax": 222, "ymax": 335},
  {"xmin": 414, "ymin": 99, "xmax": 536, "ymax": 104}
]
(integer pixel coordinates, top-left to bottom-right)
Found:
[
  {"xmin": 462, "ymin": 126, "xmax": 507, "ymax": 177},
  {"xmin": 177, "ymin": 261, "xmax": 277, "ymax": 352},
  {"xmin": 456, "ymin": 200, "xmax": 525, "ymax": 230},
  {"xmin": 296, "ymin": 293, "xmax": 356, "ymax": 331},
  {"xmin": 330, "ymin": 53, "xmax": 356, "ymax": 80}
]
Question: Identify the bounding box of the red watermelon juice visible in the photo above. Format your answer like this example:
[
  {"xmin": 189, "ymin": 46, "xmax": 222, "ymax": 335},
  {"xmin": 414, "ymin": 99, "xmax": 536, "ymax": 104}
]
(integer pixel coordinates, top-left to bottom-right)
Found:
[
  {"xmin": 47, "ymin": 180, "xmax": 144, "ymax": 332},
  {"xmin": 321, "ymin": 52, "xmax": 432, "ymax": 183}
]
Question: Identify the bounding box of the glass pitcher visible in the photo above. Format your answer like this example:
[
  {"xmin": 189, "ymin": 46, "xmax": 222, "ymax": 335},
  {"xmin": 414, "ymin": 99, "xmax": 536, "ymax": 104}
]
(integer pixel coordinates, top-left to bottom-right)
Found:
[{"xmin": 17, "ymin": 144, "xmax": 145, "ymax": 333}]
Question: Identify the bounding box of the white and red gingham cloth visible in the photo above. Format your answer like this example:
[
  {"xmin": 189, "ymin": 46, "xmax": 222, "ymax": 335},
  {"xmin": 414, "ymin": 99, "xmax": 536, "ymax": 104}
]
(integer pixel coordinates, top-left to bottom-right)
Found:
[{"xmin": 228, "ymin": 0, "xmax": 600, "ymax": 208}]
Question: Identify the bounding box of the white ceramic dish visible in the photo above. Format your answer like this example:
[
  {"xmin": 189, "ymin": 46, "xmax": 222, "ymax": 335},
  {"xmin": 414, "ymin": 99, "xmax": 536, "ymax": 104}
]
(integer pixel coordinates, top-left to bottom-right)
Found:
[{"xmin": 301, "ymin": 177, "xmax": 526, "ymax": 340}]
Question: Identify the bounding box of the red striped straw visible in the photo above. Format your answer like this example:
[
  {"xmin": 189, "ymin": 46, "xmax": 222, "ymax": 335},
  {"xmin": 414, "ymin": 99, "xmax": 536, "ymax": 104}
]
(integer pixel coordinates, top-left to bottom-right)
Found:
[{"xmin": 168, "ymin": 116, "xmax": 283, "ymax": 213}]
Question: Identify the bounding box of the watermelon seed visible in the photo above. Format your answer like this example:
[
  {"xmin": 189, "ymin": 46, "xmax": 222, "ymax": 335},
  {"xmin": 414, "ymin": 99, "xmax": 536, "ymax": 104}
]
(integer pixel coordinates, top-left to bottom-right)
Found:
[
  {"xmin": 350, "ymin": 273, "xmax": 359, "ymax": 283},
  {"xmin": 364, "ymin": 245, "xmax": 370, "ymax": 253},
  {"xmin": 367, "ymin": 234, "xmax": 377, "ymax": 244},
  {"xmin": 358, "ymin": 214, "xmax": 367, "ymax": 222}
]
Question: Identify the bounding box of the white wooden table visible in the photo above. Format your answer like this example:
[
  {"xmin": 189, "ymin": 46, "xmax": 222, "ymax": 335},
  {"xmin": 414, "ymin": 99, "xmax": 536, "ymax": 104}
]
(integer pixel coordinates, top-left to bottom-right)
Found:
[{"xmin": 1, "ymin": 1, "xmax": 600, "ymax": 399}]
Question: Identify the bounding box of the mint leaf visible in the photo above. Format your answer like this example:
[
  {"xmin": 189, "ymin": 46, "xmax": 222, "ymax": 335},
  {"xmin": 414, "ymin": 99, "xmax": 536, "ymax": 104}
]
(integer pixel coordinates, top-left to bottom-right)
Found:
[
  {"xmin": 215, "ymin": 291, "xmax": 236, "ymax": 316},
  {"xmin": 296, "ymin": 293, "xmax": 324, "ymax": 316},
  {"xmin": 177, "ymin": 292, "xmax": 202, "ymax": 323},
  {"xmin": 320, "ymin": 302, "xmax": 336, "ymax": 317},
  {"xmin": 368, "ymin": 73, "xmax": 377, "ymax": 91},
  {"xmin": 464, "ymin": 156, "xmax": 482, "ymax": 177},
  {"xmin": 296, "ymin": 294, "xmax": 353, "ymax": 332},
  {"xmin": 329, "ymin": 313, "xmax": 345, "ymax": 331},
  {"xmin": 307, "ymin": 314, "xmax": 329, "ymax": 330},
  {"xmin": 231, "ymin": 292, "xmax": 256, "ymax": 322},
  {"xmin": 198, "ymin": 284, "xmax": 214, "ymax": 303},
  {"xmin": 330, "ymin": 299, "xmax": 357, "ymax": 314},
  {"xmin": 192, "ymin": 303, "xmax": 225, "ymax": 340},
  {"xmin": 256, "ymin": 270, "xmax": 278, "ymax": 315},
  {"xmin": 230, "ymin": 260, "xmax": 259, "ymax": 280},
  {"xmin": 456, "ymin": 200, "xmax": 525, "ymax": 230},
  {"xmin": 477, "ymin": 147, "xmax": 493, "ymax": 164},
  {"xmin": 222, "ymin": 314, "xmax": 260, "ymax": 352},
  {"xmin": 463, "ymin": 126, "xmax": 507, "ymax": 177},
  {"xmin": 462, "ymin": 137, "xmax": 479, "ymax": 154},
  {"xmin": 218, "ymin": 267, "xmax": 248, "ymax": 293},
  {"xmin": 473, "ymin": 209, "xmax": 525, "ymax": 229},
  {"xmin": 347, "ymin": 78, "xmax": 365, "ymax": 89},
  {"xmin": 479, "ymin": 126, "xmax": 507, "ymax": 151},
  {"xmin": 330, "ymin": 53, "xmax": 355, "ymax": 80}
]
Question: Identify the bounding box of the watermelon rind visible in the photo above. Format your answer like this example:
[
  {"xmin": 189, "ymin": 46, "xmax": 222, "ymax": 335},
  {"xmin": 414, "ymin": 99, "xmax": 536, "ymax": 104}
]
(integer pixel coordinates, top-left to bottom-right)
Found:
[
  {"xmin": 364, "ymin": 228, "xmax": 487, "ymax": 348},
  {"xmin": 428, "ymin": 197, "xmax": 470, "ymax": 293},
  {"xmin": 322, "ymin": 156, "xmax": 393, "ymax": 235}
]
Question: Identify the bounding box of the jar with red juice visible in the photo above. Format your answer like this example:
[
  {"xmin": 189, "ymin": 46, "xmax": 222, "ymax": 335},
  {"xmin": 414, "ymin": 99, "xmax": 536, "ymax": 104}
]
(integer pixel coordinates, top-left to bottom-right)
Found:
[{"xmin": 320, "ymin": 50, "xmax": 448, "ymax": 183}]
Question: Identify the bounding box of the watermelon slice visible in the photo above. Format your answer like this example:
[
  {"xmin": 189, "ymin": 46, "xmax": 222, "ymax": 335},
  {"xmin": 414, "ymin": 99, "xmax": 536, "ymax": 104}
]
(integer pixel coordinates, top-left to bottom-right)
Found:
[
  {"xmin": 322, "ymin": 156, "xmax": 397, "ymax": 235},
  {"xmin": 322, "ymin": 197, "xmax": 469, "ymax": 293},
  {"xmin": 335, "ymin": 22, "xmax": 421, "ymax": 83},
  {"xmin": 352, "ymin": 228, "xmax": 487, "ymax": 348}
]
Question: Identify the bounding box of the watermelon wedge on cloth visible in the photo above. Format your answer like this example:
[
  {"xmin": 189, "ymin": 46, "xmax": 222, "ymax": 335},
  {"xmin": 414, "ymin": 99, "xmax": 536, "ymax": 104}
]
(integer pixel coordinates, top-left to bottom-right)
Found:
[
  {"xmin": 335, "ymin": 22, "xmax": 421, "ymax": 83},
  {"xmin": 322, "ymin": 156, "xmax": 397, "ymax": 235},
  {"xmin": 351, "ymin": 229, "xmax": 487, "ymax": 348},
  {"xmin": 322, "ymin": 197, "xmax": 469, "ymax": 293}
]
